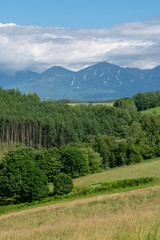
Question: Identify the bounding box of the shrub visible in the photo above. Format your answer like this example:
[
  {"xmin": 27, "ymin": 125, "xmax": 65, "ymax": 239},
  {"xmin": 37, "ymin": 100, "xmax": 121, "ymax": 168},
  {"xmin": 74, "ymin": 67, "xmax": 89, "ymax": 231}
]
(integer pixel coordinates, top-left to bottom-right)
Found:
[
  {"xmin": 53, "ymin": 173, "xmax": 74, "ymax": 196},
  {"xmin": 71, "ymin": 177, "xmax": 155, "ymax": 196},
  {"xmin": 0, "ymin": 147, "xmax": 49, "ymax": 203}
]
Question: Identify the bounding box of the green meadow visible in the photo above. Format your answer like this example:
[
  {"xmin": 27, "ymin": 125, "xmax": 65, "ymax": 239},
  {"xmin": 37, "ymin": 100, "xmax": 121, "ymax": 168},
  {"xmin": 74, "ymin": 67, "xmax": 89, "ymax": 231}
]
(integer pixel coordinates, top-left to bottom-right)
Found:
[
  {"xmin": 0, "ymin": 186, "xmax": 160, "ymax": 240},
  {"xmin": 141, "ymin": 106, "xmax": 160, "ymax": 114},
  {"xmin": 74, "ymin": 158, "xmax": 160, "ymax": 186}
]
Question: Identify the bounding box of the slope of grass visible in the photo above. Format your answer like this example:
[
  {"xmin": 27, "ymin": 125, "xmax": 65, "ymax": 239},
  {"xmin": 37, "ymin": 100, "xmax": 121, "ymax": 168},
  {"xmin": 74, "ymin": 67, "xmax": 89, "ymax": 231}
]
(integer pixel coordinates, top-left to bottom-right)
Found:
[
  {"xmin": 0, "ymin": 186, "xmax": 160, "ymax": 240},
  {"xmin": 141, "ymin": 106, "xmax": 160, "ymax": 114},
  {"xmin": 0, "ymin": 158, "xmax": 159, "ymax": 217},
  {"xmin": 74, "ymin": 158, "xmax": 160, "ymax": 186}
]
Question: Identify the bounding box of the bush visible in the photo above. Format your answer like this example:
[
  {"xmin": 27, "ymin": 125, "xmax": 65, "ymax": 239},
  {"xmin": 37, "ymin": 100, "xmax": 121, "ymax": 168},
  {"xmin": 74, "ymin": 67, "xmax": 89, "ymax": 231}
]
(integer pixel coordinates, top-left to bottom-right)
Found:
[
  {"xmin": 0, "ymin": 147, "xmax": 49, "ymax": 203},
  {"xmin": 53, "ymin": 173, "xmax": 74, "ymax": 196},
  {"xmin": 71, "ymin": 177, "xmax": 155, "ymax": 196},
  {"xmin": 60, "ymin": 145, "xmax": 89, "ymax": 178}
]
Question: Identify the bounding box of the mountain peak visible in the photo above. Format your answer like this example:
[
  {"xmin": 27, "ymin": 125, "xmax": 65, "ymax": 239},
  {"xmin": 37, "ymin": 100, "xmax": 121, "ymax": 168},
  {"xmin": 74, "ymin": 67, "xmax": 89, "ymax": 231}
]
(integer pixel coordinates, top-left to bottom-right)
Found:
[
  {"xmin": 1, "ymin": 61, "xmax": 160, "ymax": 100},
  {"xmin": 91, "ymin": 61, "xmax": 119, "ymax": 69},
  {"xmin": 152, "ymin": 65, "xmax": 160, "ymax": 71},
  {"xmin": 43, "ymin": 66, "xmax": 75, "ymax": 75}
]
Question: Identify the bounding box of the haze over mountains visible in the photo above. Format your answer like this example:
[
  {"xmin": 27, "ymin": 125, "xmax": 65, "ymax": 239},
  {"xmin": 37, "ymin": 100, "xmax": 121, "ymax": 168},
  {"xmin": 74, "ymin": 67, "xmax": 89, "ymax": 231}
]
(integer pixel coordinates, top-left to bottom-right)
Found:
[{"xmin": 0, "ymin": 61, "xmax": 160, "ymax": 100}]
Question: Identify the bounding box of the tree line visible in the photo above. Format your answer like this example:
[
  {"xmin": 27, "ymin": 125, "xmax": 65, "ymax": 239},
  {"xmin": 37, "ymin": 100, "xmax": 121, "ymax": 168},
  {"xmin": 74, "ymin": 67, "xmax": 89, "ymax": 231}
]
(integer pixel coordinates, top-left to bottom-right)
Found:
[
  {"xmin": 0, "ymin": 88, "xmax": 137, "ymax": 148},
  {"xmin": 132, "ymin": 91, "xmax": 160, "ymax": 111}
]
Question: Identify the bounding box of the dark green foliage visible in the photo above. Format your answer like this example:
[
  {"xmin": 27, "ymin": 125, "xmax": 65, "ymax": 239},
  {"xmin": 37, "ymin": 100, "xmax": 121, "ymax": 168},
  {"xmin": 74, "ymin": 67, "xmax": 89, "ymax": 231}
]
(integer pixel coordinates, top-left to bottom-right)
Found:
[
  {"xmin": 53, "ymin": 173, "xmax": 74, "ymax": 195},
  {"xmin": 0, "ymin": 147, "xmax": 49, "ymax": 203},
  {"xmin": 114, "ymin": 97, "xmax": 136, "ymax": 111},
  {"xmin": 91, "ymin": 133, "xmax": 155, "ymax": 168},
  {"xmin": 0, "ymin": 88, "xmax": 137, "ymax": 149},
  {"xmin": 92, "ymin": 134, "xmax": 116, "ymax": 169},
  {"xmin": 114, "ymin": 97, "xmax": 139, "ymax": 122},
  {"xmin": 1, "ymin": 88, "xmax": 160, "ymax": 178},
  {"xmin": 35, "ymin": 148, "xmax": 62, "ymax": 182},
  {"xmin": 133, "ymin": 91, "xmax": 160, "ymax": 111},
  {"xmin": 60, "ymin": 145, "xmax": 89, "ymax": 178},
  {"xmin": 81, "ymin": 146, "xmax": 102, "ymax": 173}
]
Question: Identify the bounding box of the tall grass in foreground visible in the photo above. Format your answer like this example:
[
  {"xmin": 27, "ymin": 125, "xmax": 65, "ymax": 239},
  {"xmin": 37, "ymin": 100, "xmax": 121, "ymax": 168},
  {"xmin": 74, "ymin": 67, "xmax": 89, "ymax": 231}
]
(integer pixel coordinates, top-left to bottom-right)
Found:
[{"xmin": 0, "ymin": 187, "xmax": 160, "ymax": 239}]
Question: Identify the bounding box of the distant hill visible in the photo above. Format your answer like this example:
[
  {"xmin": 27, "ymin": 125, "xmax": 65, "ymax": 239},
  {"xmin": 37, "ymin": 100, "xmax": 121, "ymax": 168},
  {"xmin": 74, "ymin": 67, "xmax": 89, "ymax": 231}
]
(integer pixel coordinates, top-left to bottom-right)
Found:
[{"xmin": 0, "ymin": 62, "xmax": 160, "ymax": 100}]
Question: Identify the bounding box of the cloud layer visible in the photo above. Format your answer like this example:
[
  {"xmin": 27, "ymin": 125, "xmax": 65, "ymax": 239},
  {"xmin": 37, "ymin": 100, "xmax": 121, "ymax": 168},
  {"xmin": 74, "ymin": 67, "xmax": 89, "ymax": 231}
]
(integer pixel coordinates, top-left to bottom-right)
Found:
[{"xmin": 0, "ymin": 19, "xmax": 160, "ymax": 73}]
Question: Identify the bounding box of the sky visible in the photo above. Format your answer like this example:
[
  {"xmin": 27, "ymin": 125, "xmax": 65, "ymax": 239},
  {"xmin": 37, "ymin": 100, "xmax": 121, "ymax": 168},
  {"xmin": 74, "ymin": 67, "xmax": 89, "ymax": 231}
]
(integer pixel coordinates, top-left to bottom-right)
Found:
[{"xmin": 0, "ymin": 0, "xmax": 160, "ymax": 73}]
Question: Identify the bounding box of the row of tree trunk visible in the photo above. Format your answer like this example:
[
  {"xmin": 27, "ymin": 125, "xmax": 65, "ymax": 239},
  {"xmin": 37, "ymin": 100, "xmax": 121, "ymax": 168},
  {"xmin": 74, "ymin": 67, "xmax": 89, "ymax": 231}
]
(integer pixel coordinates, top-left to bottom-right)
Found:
[{"xmin": 0, "ymin": 119, "xmax": 51, "ymax": 149}]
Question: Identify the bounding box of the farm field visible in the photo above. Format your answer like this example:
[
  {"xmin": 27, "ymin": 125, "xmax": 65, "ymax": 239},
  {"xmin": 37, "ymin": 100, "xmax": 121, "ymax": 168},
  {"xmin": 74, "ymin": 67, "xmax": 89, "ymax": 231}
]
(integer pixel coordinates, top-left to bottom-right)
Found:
[
  {"xmin": 0, "ymin": 186, "xmax": 160, "ymax": 240},
  {"xmin": 74, "ymin": 158, "xmax": 160, "ymax": 186},
  {"xmin": 68, "ymin": 102, "xmax": 114, "ymax": 106}
]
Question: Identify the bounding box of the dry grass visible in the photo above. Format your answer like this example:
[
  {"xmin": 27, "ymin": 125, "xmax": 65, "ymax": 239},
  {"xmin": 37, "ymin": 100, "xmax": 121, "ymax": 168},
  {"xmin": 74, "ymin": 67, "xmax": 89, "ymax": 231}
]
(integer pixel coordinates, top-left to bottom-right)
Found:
[
  {"xmin": 68, "ymin": 102, "xmax": 114, "ymax": 107},
  {"xmin": 74, "ymin": 158, "xmax": 160, "ymax": 186},
  {"xmin": 0, "ymin": 187, "xmax": 160, "ymax": 240}
]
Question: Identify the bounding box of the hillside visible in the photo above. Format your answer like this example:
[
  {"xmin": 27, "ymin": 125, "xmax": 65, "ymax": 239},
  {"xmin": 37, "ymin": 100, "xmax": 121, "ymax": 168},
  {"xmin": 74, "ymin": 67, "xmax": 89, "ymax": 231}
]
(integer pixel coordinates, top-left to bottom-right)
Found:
[
  {"xmin": 74, "ymin": 158, "xmax": 160, "ymax": 186},
  {"xmin": 141, "ymin": 106, "xmax": 160, "ymax": 114},
  {"xmin": 0, "ymin": 186, "xmax": 160, "ymax": 239},
  {"xmin": 1, "ymin": 88, "xmax": 160, "ymax": 227},
  {"xmin": 1, "ymin": 62, "xmax": 160, "ymax": 100}
]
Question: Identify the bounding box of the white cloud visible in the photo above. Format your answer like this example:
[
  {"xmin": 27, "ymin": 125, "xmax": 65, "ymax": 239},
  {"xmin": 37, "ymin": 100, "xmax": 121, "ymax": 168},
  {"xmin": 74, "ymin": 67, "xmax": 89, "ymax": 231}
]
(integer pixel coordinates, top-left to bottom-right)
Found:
[
  {"xmin": 0, "ymin": 19, "xmax": 160, "ymax": 73},
  {"xmin": 0, "ymin": 23, "xmax": 17, "ymax": 28}
]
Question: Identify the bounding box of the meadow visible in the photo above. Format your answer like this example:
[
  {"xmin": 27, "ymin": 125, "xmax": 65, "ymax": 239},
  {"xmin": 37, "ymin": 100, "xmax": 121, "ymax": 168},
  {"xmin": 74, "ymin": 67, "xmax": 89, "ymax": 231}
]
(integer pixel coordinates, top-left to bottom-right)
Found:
[
  {"xmin": 74, "ymin": 158, "xmax": 160, "ymax": 186},
  {"xmin": 0, "ymin": 186, "xmax": 160, "ymax": 240},
  {"xmin": 0, "ymin": 157, "xmax": 160, "ymax": 239},
  {"xmin": 141, "ymin": 106, "xmax": 160, "ymax": 114}
]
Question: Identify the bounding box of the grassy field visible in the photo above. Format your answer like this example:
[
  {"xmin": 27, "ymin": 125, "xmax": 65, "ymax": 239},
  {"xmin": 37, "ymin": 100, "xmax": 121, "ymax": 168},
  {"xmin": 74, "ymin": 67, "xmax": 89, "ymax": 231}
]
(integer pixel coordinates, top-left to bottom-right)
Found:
[
  {"xmin": 0, "ymin": 186, "xmax": 160, "ymax": 239},
  {"xmin": 141, "ymin": 106, "xmax": 160, "ymax": 114},
  {"xmin": 74, "ymin": 158, "xmax": 160, "ymax": 186},
  {"xmin": 68, "ymin": 102, "xmax": 114, "ymax": 107},
  {"xmin": 0, "ymin": 157, "xmax": 160, "ymax": 239}
]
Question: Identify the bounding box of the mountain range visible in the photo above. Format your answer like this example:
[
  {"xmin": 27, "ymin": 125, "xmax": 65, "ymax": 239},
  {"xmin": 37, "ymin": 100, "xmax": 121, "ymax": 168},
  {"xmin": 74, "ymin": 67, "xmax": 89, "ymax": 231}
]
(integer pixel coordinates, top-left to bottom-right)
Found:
[{"xmin": 1, "ymin": 62, "xmax": 160, "ymax": 100}]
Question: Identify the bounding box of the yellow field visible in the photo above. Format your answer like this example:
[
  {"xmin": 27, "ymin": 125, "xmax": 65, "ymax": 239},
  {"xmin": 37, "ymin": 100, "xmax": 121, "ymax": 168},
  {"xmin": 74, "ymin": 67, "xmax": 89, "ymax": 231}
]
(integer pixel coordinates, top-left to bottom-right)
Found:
[
  {"xmin": 0, "ymin": 186, "xmax": 160, "ymax": 240},
  {"xmin": 68, "ymin": 102, "xmax": 114, "ymax": 107}
]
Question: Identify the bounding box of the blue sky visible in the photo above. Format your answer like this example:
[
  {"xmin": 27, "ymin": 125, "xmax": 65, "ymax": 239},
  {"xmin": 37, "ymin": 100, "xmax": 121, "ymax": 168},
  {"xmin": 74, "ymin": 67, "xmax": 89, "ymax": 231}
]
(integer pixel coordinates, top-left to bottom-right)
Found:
[
  {"xmin": 0, "ymin": 0, "xmax": 160, "ymax": 73},
  {"xmin": 0, "ymin": 0, "xmax": 160, "ymax": 28}
]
